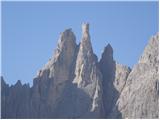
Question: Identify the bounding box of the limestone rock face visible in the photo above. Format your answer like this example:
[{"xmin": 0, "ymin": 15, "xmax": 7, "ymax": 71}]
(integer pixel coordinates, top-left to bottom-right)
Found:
[
  {"xmin": 73, "ymin": 23, "xmax": 95, "ymax": 86},
  {"xmin": 1, "ymin": 24, "xmax": 158, "ymax": 119},
  {"xmin": 114, "ymin": 64, "xmax": 131, "ymax": 93},
  {"xmin": 72, "ymin": 23, "xmax": 104, "ymax": 118},
  {"xmin": 114, "ymin": 33, "xmax": 159, "ymax": 118},
  {"xmin": 1, "ymin": 78, "xmax": 31, "ymax": 118},
  {"xmin": 30, "ymin": 28, "xmax": 78, "ymax": 118},
  {"xmin": 99, "ymin": 44, "xmax": 131, "ymax": 118}
]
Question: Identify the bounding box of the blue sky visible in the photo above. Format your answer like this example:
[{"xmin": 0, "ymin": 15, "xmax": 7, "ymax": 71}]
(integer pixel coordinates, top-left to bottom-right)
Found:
[{"xmin": 2, "ymin": 1, "xmax": 158, "ymax": 86}]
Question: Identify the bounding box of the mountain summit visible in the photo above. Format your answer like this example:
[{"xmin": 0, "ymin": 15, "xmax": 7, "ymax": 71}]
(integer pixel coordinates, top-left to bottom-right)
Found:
[{"xmin": 1, "ymin": 24, "xmax": 159, "ymax": 119}]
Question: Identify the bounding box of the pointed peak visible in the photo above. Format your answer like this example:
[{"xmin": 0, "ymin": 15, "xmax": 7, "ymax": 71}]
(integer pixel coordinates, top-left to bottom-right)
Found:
[
  {"xmin": 63, "ymin": 28, "xmax": 72, "ymax": 34},
  {"xmin": 100, "ymin": 43, "xmax": 114, "ymax": 61},
  {"xmin": 81, "ymin": 22, "xmax": 90, "ymax": 43},
  {"xmin": 60, "ymin": 28, "xmax": 74, "ymax": 39},
  {"xmin": 23, "ymin": 83, "xmax": 30, "ymax": 88},
  {"xmin": 15, "ymin": 80, "xmax": 22, "ymax": 87},
  {"xmin": 80, "ymin": 22, "xmax": 93, "ymax": 53},
  {"xmin": 1, "ymin": 76, "xmax": 4, "ymax": 81},
  {"xmin": 1, "ymin": 76, "xmax": 6, "ymax": 85},
  {"xmin": 138, "ymin": 33, "xmax": 158, "ymax": 65},
  {"xmin": 82, "ymin": 22, "xmax": 89, "ymax": 34},
  {"xmin": 149, "ymin": 32, "xmax": 159, "ymax": 45},
  {"xmin": 57, "ymin": 28, "xmax": 76, "ymax": 48},
  {"xmin": 1, "ymin": 76, "xmax": 10, "ymax": 88},
  {"xmin": 104, "ymin": 43, "xmax": 113, "ymax": 53}
]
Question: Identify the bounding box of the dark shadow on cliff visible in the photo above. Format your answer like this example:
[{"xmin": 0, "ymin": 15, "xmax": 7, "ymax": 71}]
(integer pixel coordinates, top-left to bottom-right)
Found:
[
  {"xmin": 1, "ymin": 76, "xmax": 31, "ymax": 119},
  {"xmin": 1, "ymin": 77, "xmax": 95, "ymax": 119},
  {"xmin": 50, "ymin": 81, "xmax": 95, "ymax": 118},
  {"xmin": 99, "ymin": 44, "xmax": 122, "ymax": 118}
]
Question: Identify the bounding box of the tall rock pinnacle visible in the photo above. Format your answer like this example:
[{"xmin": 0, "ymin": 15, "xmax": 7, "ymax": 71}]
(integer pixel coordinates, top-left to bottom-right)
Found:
[
  {"xmin": 30, "ymin": 28, "xmax": 78, "ymax": 118},
  {"xmin": 82, "ymin": 22, "xmax": 90, "ymax": 40},
  {"xmin": 1, "ymin": 24, "xmax": 158, "ymax": 119},
  {"xmin": 73, "ymin": 23, "xmax": 96, "ymax": 87},
  {"xmin": 99, "ymin": 44, "xmax": 131, "ymax": 118},
  {"xmin": 99, "ymin": 44, "xmax": 114, "ymax": 81},
  {"xmin": 80, "ymin": 23, "xmax": 93, "ymax": 55},
  {"xmin": 34, "ymin": 28, "xmax": 77, "ymax": 84},
  {"xmin": 72, "ymin": 23, "xmax": 104, "ymax": 117}
]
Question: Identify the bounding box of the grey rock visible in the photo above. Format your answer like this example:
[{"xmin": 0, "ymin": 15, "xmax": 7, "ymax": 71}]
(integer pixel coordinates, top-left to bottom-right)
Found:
[
  {"xmin": 73, "ymin": 23, "xmax": 95, "ymax": 87},
  {"xmin": 115, "ymin": 33, "xmax": 159, "ymax": 118},
  {"xmin": 30, "ymin": 28, "xmax": 78, "ymax": 118},
  {"xmin": 73, "ymin": 23, "xmax": 104, "ymax": 118},
  {"xmin": 30, "ymin": 23, "xmax": 104, "ymax": 118},
  {"xmin": 1, "ymin": 24, "xmax": 158, "ymax": 119},
  {"xmin": 1, "ymin": 77, "xmax": 31, "ymax": 118},
  {"xmin": 99, "ymin": 44, "xmax": 131, "ymax": 118},
  {"xmin": 1, "ymin": 76, "xmax": 9, "ymax": 118},
  {"xmin": 114, "ymin": 63, "xmax": 131, "ymax": 93}
]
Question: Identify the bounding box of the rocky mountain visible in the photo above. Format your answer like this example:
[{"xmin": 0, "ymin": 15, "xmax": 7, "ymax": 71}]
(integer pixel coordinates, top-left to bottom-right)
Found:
[
  {"xmin": 111, "ymin": 34, "xmax": 159, "ymax": 119},
  {"xmin": 1, "ymin": 23, "xmax": 159, "ymax": 119}
]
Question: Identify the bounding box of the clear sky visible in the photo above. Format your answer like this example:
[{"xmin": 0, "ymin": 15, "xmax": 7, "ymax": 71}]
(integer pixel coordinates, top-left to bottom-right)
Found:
[{"xmin": 2, "ymin": 1, "xmax": 158, "ymax": 86}]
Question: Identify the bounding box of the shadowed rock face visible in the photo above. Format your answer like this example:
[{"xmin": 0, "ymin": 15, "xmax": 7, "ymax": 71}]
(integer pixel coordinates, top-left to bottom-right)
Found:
[
  {"xmin": 1, "ymin": 77, "xmax": 31, "ymax": 118},
  {"xmin": 99, "ymin": 44, "xmax": 131, "ymax": 118},
  {"xmin": 1, "ymin": 24, "xmax": 159, "ymax": 119}
]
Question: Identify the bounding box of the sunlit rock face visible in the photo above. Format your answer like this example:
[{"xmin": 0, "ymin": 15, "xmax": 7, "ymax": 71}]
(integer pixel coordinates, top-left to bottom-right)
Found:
[
  {"xmin": 72, "ymin": 23, "xmax": 105, "ymax": 118},
  {"xmin": 30, "ymin": 28, "xmax": 79, "ymax": 118},
  {"xmin": 112, "ymin": 33, "xmax": 159, "ymax": 119},
  {"xmin": 1, "ymin": 24, "xmax": 159, "ymax": 119}
]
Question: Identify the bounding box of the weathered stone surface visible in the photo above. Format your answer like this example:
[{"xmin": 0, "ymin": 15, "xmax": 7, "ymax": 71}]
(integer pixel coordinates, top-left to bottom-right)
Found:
[
  {"xmin": 1, "ymin": 24, "xmax": 158, "ymax": 119},
  {"xmin": 30, "ymin": 28, "xmax": 78, "ymax": 118},
  {"xmin": 73, "ymin": 23, "xmax": 104, "ymax": 118},
  {"xmin": 114, "ymin": 63, "xmax": 131, "ymax": 93},
  {"xmin": 27, "ymin": 23, "xmax": 103, "ymax": 118},
  {"xmin": 1, "ymin": 77, "xmax": 31, "ymax": 118},
  {"xmin": 99, "ymin": 44, "xmax": 131, "ymax": 118},
  {"xmin": 73, "ymin": 23, "xmax": 95, "ymax": 87},
  {"xmin": 114, "ymin": 33, "xmax": 159, "ymax": 119}
]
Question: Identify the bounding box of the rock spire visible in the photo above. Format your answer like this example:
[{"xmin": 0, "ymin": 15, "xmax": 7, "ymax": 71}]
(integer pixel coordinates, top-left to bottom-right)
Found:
[{"xmin": 1, "ymin": 24, "xmax": 159, "ymax": 119}]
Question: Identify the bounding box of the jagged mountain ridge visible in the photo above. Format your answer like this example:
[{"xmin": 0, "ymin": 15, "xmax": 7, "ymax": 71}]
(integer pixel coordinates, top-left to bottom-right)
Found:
[{"xmin": 1, "ymin": 23, "xmax": 159, "ymax": 118}]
